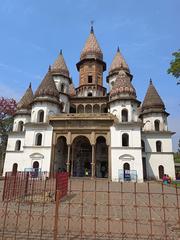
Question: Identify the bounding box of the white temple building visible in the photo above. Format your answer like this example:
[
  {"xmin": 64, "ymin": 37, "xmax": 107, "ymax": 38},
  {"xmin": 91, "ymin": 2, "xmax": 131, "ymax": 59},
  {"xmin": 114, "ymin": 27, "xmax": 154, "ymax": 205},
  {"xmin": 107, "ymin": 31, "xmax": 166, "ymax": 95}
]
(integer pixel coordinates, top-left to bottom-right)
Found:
[{"xmin": 3, "ymin": 27, "xmax": 175, "ymax": 182}]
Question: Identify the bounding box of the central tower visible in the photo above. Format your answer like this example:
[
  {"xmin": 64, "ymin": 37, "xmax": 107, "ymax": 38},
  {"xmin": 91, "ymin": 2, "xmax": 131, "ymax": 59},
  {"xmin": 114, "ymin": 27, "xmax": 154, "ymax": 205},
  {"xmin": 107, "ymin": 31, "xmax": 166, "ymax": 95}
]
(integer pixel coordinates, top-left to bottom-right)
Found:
[{"xmin": 76, "ymin": 26, "xmax": 106, "ymax": 97}]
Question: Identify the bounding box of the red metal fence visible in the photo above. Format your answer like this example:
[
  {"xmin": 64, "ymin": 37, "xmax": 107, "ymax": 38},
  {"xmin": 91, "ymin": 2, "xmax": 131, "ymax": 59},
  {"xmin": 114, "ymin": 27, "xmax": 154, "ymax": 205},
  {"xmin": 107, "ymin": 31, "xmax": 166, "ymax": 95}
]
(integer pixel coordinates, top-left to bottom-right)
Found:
[
  {"xmin": 56, "ymin": 172, "xmax": 68, "ymax": 198},
  {"xmin": 0, "ymin": 178, "xmax": 180, "ymax": 239},
  {"xmin": 2, "ymin": 172, "xmax": 68, "ymax": 202}
]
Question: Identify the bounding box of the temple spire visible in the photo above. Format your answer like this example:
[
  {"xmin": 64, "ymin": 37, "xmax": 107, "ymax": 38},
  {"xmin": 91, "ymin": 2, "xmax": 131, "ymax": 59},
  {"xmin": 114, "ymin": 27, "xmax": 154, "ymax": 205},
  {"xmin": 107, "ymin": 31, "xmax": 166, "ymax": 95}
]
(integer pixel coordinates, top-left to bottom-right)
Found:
[
  {"xmin": 51, "ymin": 51, "xmax": 69, "ymax": 77},
  {"xmin": 109, "ymin": 48, "xmax": 130, "ymax": 75},
  {"xmin": 90, "ymin": 20, "xmax": 94, "ymax": 33},
  {"xmin": 142, "ymin": 79, "xmax": 165, "ymax": 111},
  {"xmin": 80, "ymin": 25, "xmax": 103, "ymax": 61}
]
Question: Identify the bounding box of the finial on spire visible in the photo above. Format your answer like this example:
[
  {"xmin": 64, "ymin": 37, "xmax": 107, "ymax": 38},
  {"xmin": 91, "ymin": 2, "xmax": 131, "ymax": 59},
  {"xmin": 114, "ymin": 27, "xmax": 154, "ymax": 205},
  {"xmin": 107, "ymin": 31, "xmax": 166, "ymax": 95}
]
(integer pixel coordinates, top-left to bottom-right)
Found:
[
  {"xmin": 150, "ymin": 78, "xmax": 152, "ymax": 84},
  {"xmin": 48, "ymin": 65, "xmax": 51, "ymax": 71},
  {"xmin": 117, "ymin": 46, "xmax": 120, "ymax": 52},
  {"xmin": 29, "ymin": 82, "xmax": 31, "ymax": 88},
  {"xmin": 90, "ymin": 20, "xmax": 94, "ymax": 33},
  {"xmin": 60, "ymin": 49, "xmax": 62, "ymax": 55}
]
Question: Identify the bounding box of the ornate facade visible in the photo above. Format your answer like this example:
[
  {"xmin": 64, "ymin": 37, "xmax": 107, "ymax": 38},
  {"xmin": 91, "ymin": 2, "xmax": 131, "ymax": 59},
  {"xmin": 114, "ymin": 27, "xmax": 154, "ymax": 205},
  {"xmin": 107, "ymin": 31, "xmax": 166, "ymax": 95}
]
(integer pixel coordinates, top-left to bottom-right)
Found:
[{"xmin": 3, "ymin": 27, "xmax": 175, "ymax": 182}]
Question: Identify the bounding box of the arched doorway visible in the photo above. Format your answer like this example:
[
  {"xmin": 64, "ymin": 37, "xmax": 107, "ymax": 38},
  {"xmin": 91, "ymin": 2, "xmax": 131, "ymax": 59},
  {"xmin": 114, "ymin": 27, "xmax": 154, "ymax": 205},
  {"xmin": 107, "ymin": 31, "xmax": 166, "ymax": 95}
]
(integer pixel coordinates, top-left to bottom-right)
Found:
[
  {"xmin": 158, "ymin": 165, "xmax": 164, "ymax": 179},
  {"xmin": 33, "ymin": 161, "xmax": 39, "ymax": 178},
  {"xmin": 55, "ymin": 136, "xmax": 68, "ymax": 173},
  {"xmin": 123, "ymin": 162, "xmax": 130, "ymax": 181},
  {"xmin": 72, "ymin": 136, "xmax": 92, "ymax": 177},
  {"xmin": 12, "ymin": 163, "xmax": 18, "ymax": 175},
  {"xmin": 95, "ymin": 136, "xmax": 108, "ymax": 178}
]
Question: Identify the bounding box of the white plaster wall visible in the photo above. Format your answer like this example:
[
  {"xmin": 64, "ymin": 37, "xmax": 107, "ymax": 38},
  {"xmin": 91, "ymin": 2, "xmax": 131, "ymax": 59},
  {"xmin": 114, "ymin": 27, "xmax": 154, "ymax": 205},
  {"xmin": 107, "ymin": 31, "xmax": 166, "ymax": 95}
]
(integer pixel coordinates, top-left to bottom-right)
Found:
[
  {"xmin": 24, "ymin": 125, "xmax": 53, "ymax": 147},
  {"xmin": 59, "ymin": 94, "xmax": 70, "ymax": 113},
  {"xmin": 108, "ymin": 75, "xmax": 117, "ymax": 91},
  {"xmin": 110, "ymin": 100, "xmax": 139, "ymax": 122},
  {"xmin": 3, "ymin": 124, "xmax": 53, "ymax": 175},
  {"xmin": 111, "ymin": 148, "xmax": 143, "ymax": 182},
  {"xmin": 111, "ymin": 125, "xmax": 141, "ymax": 148},
  {"xmin": 3, "ymin": 147, "xmax": 52, "ymax": 174},
  {"xmin": 142, "ymin": 113, "xmax": 168, "ymax": 131},
  {"xmin": 13, "ymin": 115, "xmax": 31, "ymax": 131},
  {"xmin": 145, "ymin": 153, "xmax": 175, "ymax": 180},
  {"xmin": 110, "ymin": 125, "xmax": 143, "ymax": 182},
  {"xmin": 142, "ymin": 135, "xmax": 173, "ymax": 152},
  {"xmin": 53, "ymin": 76, "xmax": 69, "ymax": 94},
  {"xmin": 6, "ymin": 134, "xmax": 25, "ymax": 151},
  {"xmin": 31, "ymin": 102, "xmax": 60, "ymax": 123}
]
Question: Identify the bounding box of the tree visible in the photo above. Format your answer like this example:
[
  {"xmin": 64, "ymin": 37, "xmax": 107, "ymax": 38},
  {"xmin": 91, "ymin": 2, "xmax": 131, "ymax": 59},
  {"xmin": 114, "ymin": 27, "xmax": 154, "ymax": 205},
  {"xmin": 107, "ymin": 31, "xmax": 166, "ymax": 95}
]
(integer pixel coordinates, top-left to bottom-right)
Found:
[
  {"xmin": 0, "ymin": 97, "xmax": 17, "ymax": 174},
  {"xmin": 167, "ymin": 49, "xmax": 180, "ymax": 84}
]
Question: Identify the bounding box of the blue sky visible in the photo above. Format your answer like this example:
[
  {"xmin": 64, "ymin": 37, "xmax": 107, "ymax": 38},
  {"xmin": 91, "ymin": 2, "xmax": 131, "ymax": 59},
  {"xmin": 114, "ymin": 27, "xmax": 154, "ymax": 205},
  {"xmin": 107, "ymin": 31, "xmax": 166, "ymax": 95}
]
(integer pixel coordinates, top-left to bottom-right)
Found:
[{"xmin": 0, "ymin": 0, "xmax": 179, "ymax": 150}]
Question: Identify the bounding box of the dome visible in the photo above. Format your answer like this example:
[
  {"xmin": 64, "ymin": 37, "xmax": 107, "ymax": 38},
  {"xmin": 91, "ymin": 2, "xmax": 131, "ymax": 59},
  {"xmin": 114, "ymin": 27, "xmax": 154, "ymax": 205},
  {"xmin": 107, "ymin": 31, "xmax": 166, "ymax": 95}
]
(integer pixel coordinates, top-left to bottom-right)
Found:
[{"xmin": 110, "ymin": 70, "xmax": 136, "ymax": 99}]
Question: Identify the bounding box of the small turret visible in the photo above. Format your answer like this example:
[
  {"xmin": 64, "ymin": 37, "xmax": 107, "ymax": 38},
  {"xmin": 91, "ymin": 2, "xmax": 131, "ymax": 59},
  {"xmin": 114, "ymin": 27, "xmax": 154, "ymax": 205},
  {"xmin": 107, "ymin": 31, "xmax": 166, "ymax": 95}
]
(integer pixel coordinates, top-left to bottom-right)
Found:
[
  {"xmin": 13, "ymin": 83, "xmax": 33, "ymax": 131},
  {"xmin": 109, "ymin": 47, "xmax": 130, "ymax": 75},
  {"xmin": 16, "ymin": 83, "xmax": 33, "ymax": 112},
  {"xmin": 51, "ymin": 50, "xmax": 70, "ymax": 78},
  {"xmin": 140, "ymin": 79, "xmax": 169, "ymax": 131},
  {"xmin": 141, "ymin": 79, "xmax": 165, "ymax": 114},
  {"xmin": 76, "ymin": 26, "xmax": 106, "ymax": 97},
  {"xmin": 107, "ymin": 47, "xmax": 132, "ymax": 91},
  {"xmin": 110, "ymin": 70, "xmax": 136, "ymax": 100},
  {"xmin": 80, "ymin": 26, "xmax": 103, "ymax": 61},
  {"xmin": 31, "ymin": 67, "xmax": 62, "ymax": 123}
]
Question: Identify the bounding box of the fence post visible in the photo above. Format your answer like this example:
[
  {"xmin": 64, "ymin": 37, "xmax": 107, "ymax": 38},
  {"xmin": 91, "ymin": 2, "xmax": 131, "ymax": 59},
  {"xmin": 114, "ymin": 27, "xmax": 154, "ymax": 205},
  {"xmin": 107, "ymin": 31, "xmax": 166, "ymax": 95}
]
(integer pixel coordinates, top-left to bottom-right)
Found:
[
  {"xmin": 24, "ymin": 172, "xmax": 29, "ymax": 196},
  {"xmin": 54, "ymin": 190, "xmax": 61, "ymax": 240},
  {"xmin": 2, "ymin": 172, "xmax": 7, "ymax": 201}
]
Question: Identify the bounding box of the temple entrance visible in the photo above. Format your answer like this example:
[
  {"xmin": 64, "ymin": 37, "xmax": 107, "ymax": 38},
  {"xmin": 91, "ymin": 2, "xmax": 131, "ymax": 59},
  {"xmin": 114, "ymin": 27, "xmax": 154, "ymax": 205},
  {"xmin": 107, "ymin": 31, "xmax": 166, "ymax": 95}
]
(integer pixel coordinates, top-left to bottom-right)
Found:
[
  {"xmin": 72, "ymin": 136, "xmax": 92, "ymax": 177},
  {"xmin": 95, "ymin": 136, "xmax": 108, "ymax": 178},
  {"xmin": 33, "ymin": 161, "xmax": 39, "ymax": 178},
  {"xmin": 55, "ymin": 136, "xmax": 68, "ymax": 173},
  {"xmin": 123, "ymin": 163, "xmax": 130, "ymax": 181}
]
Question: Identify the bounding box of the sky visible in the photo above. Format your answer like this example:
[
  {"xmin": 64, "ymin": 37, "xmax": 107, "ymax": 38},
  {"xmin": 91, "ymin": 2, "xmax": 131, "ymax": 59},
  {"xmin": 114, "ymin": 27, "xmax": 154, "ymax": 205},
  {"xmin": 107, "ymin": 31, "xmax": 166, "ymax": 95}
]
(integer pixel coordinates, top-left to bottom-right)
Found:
[{"xmin": 0, "ymin": 0, "xmax": 179, "ymax": 150}]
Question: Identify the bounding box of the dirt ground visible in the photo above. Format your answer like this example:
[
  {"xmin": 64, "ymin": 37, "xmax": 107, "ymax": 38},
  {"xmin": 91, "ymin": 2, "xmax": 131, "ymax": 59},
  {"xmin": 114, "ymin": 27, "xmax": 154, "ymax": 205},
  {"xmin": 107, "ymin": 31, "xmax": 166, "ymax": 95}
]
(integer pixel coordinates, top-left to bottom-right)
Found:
[{"xmin": 0, "ymin": 178, "xmax": 180, "ymax": 240}]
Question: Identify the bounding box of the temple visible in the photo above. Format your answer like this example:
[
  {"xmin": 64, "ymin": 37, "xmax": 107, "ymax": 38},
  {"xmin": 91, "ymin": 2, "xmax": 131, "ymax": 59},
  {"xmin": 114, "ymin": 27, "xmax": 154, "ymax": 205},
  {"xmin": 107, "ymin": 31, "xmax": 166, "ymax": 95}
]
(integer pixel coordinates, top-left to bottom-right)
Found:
[{"xmin": 3, "ymin": 27, "xmax": 175, "ymax": 182}]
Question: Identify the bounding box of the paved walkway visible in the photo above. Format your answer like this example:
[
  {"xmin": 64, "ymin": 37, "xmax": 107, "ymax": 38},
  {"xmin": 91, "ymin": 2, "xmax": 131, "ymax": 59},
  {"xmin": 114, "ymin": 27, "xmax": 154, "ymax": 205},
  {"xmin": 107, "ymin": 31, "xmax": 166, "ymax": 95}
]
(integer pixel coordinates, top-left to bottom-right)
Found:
[{"xmin": 0, "ymin": 179, "xmax": 180, "ymax": 239}]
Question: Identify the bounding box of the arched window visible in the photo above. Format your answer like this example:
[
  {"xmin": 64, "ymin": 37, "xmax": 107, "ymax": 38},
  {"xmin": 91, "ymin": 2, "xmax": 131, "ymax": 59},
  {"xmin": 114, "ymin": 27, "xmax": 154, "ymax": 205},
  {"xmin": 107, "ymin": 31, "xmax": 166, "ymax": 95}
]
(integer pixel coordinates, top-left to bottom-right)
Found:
[
  {"xmin": 122, "ymin": 109, "xmax": 128, "ymax": 122},
  {"xmin": 12, "ymin": 163, "xmax": 18, "ymax": 175},
  {"xmin": 87, "ymin": 92, "xmax": 92, "ymax": 97},
  {"xmin": 123, "ymin": 163, "xmax": 130, "ymax": 181},
  {"xmin": 154, "ymin": 120, "xmax": 160, "ymax": 131},
  {"xmin": 77, "ymin": 104, "xmax": 84, "ymax": 113},
  {"xmin": 122, "ymin": 133, "xmax": 129, "ymax": 146},
  {"xmin": 101, "ymin": 104, "xmax": 108, "ymax": 113},
  {"xmin": 36, "ymin": 133, "xmax": 42, "ymax": 146},
  {"xmin": 158, "ymin": 165, "xmax": 164, "ymax": 179},
  {"xmin": 18, "ymin": 121, "xmax": 23, "ymax": 132},
  {"xmin": 85, "ymin": 104, "xmax": 92, "ymax": 113},
  {"xmin": 38, "ymin": 110, "xmax": 44, "ymax": 123},
  {"xmin": 15, "ymin": 140, "xmax": 21, "ymax": 151},
  {"xmin": 61, "ymin": 84, "xmax": 65, "ymax": 93},
  {"xmin": 156, "ymin": 141, "xmax": 162, "ymax": 152},
  {"xmin": 141, "ymin": 140, "xmax": 145, "ymax": 152}
]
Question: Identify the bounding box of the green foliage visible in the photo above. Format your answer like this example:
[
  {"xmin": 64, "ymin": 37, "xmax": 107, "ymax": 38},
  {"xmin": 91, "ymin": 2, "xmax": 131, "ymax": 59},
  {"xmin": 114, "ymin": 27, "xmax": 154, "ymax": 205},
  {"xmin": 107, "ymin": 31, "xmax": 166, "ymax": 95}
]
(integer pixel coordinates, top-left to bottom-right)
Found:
[
  {"xmin": 174, "ymin": 153, "xmax": 180, "ymax": 163},
  {"xmin": 167, "ymin": 50, "xmax": 180, "ymax": 84}
]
